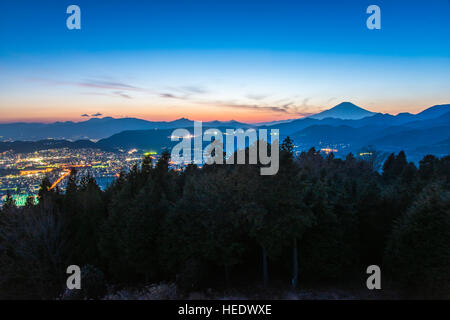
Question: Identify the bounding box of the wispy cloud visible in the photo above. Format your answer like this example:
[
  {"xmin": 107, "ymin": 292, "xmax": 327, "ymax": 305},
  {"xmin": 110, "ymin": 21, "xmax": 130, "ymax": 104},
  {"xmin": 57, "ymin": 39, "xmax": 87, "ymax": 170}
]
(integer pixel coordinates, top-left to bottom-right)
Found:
[
  {"xmin": 81, "ymin": 114, "xmax": 89, "ymax": 117},
  {"xmin": 113, "ymin": 91, "xmax": 132, "ymax": 99},
  {"xmin": 30, "ymin": 77, "xmax": 143, "ymax": 92},
  {"xmin": 159, "ymin": 93, "xmax": 189, "ymax": 100},
  {"xmin": 246, "ymin": 94, "xmax": 269, "ymax": 101},
  {"xmin": 29, "ymin": 76, "xmax": 321, "ymax": 118},
  {"xmin": 78, "ymin": 79, "xmax": 142, "ymax": 91},
  {"xmin": 161, "ymin": 85, "xmax": 210, "ymax": 100},
  {"xmin": 181, "ymin": 85, "xmax": 209, "ymax": 94},
  {"xmin": 31, "ymin": 77, "xmax": 211, "ymax": 102},
  {"xmin": 208, "ymin": 101, "xmax": 314, "ymax": 117},
  {"xmin": 92, "ymin": 112, "xmax": 103, "ymax": 117}
]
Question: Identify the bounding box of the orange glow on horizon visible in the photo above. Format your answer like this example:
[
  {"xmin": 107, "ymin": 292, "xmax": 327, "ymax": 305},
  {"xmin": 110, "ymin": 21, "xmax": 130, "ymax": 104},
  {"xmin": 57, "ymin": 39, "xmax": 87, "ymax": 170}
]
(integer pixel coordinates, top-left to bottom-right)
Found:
[
  {"xmin": 0, "ymin": 112, "xmax": 303, "ymax": 124},
  {"xmin": 0, "ymin": 99, "xmax": 446, "ymax": 124}
]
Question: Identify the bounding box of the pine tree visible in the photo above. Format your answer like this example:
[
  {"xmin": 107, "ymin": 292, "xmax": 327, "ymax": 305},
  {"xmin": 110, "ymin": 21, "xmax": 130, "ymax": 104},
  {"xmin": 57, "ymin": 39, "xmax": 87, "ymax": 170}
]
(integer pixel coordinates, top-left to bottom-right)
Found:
[
  {"xmin": 25, "ymin": 196, "xmax": 35, "ymax": 207},
  {"xmin": 142, "ymin": 154, "xmax": 153, "ymax": 175},
  {"xmin": 38, "ymin": 176, "xmax": 53, "ymax": 201},
  {"xmin": 385, "ymin": 183, "xmax": 450, "ymax": 298},
  {"xmin": 3, "ymin": 192, "xmax": 15, "ymax": 211}
]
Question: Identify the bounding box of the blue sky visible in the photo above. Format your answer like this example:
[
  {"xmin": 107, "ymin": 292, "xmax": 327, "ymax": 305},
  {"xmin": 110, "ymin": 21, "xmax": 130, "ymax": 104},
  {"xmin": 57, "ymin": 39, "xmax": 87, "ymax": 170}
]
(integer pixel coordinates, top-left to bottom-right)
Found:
[{"xmin": 0, "ymin": 0, "xmax": 449, "ymax": 122}]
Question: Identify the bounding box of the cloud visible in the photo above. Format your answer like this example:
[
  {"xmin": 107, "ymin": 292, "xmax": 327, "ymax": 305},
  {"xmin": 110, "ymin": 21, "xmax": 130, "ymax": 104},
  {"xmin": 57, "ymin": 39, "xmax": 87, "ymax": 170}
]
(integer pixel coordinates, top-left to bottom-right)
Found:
[
  {"xmin": 206, "ymin": 95, "xmax": 319, "ymax": 117},
  {"xmin": 31, "ymin": 77, "xmax": 210, "ymax": 102},
  {"xmin": 160, "ymin": 93, "xmax": 178, "ymax": 99},
  {"xmin": 91, "ymin": 113, "xmax": 103, "ymax": 117},
  {"xmin": 113, "ymin": 91, "xmax": 132, "ymax": 99},
  {"xmin": 29, "ymin": 76, "xmax": 322, "ymax": 118},
  {"xmin": 180, "ymin": 85, "xmax": 209, "ymax": 94},
  {"xmin": 159, "ymin": 85, "xmax": 209, "ymax": 100},
  {"xmin": 76, "ymin": 80, "xmax": 209, "ymax": 100},
  {"xmin": 209, "ymin": 101, "xmax": 313, "ymax": 117},
  {"xmin": 30, "ymin": 77, "xmax": 144, "ymax": 92},
  {"xmin": 78, "ymin": 79, "xmax": 142, "ymax": 91},
  {"xmin": 81, "ymin": 114, "xmax": 89, "ymax": 117},
  {"xmin": 198, "ymin": 95, "xmax": 321, "ymax": 117},
  {"xmin": 79, "ymin": 91, "xmax": 133, "ymax": 99},
  {"xmin": 159, "ymin": 92, "xmax": 190, "ymax": 100},
  {"xmin": 246, "ymin": 94, "xmax": 269, "ymax": 101}
]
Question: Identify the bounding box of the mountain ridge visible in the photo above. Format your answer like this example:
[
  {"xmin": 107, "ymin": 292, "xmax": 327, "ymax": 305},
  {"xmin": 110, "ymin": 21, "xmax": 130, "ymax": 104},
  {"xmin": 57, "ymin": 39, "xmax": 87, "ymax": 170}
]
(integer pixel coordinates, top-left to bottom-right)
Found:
[{"xmin": 0, "ymin": 103, "xmax": 448, "ymax": 143}]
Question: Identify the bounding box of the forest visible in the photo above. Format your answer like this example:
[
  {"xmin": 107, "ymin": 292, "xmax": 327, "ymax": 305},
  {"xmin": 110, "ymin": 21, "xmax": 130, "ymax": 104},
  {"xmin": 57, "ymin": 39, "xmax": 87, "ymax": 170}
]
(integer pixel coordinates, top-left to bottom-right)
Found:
[{"xmin": 0, "ymin": 138, "xmax": 449, "ymax": 299}]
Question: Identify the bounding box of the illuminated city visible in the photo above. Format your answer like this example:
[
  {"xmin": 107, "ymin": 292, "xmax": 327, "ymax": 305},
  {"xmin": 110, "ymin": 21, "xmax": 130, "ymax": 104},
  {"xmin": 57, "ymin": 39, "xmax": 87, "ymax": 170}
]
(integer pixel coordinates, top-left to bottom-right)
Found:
[{"xmin": 0, "ymin": 148, "xmax": 147, "ymax": 207}]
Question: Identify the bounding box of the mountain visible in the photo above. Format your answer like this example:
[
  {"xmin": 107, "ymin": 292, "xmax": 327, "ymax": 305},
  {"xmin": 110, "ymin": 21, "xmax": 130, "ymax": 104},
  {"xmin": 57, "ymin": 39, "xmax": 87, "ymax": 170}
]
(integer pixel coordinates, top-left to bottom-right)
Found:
[
  {"xmin": 75, "ymin": 109, "xmax": 450, "ymax": 160},
  {"xmin": 308, "ymin": 102, "xmax": 376, "ymax": 120},
  {"xmin": 96, "ymin": 123, "xmax": 256, "ymax": 152},
  {"xmin": 414, "ymin": 104, "xmax": 450, "ymax": 120},
  {"xmin": 253, "ymin": 119, "xmax": 296, "ymax": 126},
  {"xmin": 291, "ymin": 125, "xmax": 369, "ymax": 145},
  {"xmin": 0, "ymin": 117, "xmax": 250, "ymax": 142},
  {"xmin": 273, "ymin": 104, "xmax": 450, "ymax": 162},
  {"xmin": 368, "ymin": 126, "xmax": 450, "ymax": 150},
  {"xmin": 271, "ymin": 104, "xmax": 450, "ymax": 135},
  {"xmin": 400, "ymin": 110, "xmax": 450, "ymax": 129},
  {"xmin": 1, "ymin": 103, "xmax": 449, "ymax": 162},
  {"xmin": 96, "ymin": 128, "xmax": 178, "ymax": 151},
  {"xmin": 204, "ymin": 120, "xmax": 253, "ymax": 128},
  {"xmin": 1, "ymin": 103, "xmax": 447, "ymax": 142},
  {"xmin": 0, "ymin": 139, "xmax": 98, "ymax": 153},
  {"xmin": 0, "ymin": 117, "xmax": 168, "ymax": 141}
]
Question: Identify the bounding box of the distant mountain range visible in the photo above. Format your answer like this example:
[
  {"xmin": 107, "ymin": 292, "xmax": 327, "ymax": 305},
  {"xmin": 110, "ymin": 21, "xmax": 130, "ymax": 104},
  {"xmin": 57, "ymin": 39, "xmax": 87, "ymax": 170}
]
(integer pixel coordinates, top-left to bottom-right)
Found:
[
  {"xmin": 0, "ymin": 117, "xmax": 252, "ymax": 142},
  {"xmin": 1, "ymin": 102, "xmax": 449, "ymax": 162}
]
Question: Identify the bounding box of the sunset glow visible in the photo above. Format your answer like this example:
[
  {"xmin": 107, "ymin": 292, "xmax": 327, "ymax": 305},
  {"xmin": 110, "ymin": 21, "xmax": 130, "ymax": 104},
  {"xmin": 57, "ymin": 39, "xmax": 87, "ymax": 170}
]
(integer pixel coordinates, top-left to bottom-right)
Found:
[{"xmin": 1, "ymin": 0, "xmax": 449, "ymax": 123}]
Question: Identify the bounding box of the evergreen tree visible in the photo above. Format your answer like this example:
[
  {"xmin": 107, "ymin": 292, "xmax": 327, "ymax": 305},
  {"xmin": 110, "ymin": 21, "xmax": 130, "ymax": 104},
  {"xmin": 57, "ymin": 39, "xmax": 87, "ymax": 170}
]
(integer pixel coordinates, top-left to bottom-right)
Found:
[
  {"xmin": 385, "ymin": 183, "xmax": 450, "ymax": 298},
  {"xmin": 2, "ymin": 192, "xmax": 15, "ymax": 211},
  {"xmin": 38, "ymin": 176, "xmax": 53, "ymax": 201}
]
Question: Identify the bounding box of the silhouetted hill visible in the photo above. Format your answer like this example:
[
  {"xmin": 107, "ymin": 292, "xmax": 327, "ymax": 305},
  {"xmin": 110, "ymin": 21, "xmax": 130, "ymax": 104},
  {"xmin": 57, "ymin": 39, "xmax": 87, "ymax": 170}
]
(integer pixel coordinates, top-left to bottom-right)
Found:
[
  {"xmin": 0, "ymin": 139, "xmax": 98, "ymax": 153},
  {"xmin": 283, "ymin": 107, "xmax": 450, "ymax": 160},
  {"xmin": 368, "ymin": 126, "xmax": 450, "ymax": 150},
  {"xmin": 272, "ymin": 104, "xmax": 450, "ymax": 135},
  {"xmin": 96, "ymin": 125, "xmax": 257, "ymax": 152},
  {"xmin": 1, "ymin": 103, "xmax": 448, "ymax": 161},
  {"xmin": 1, "ymin": 103, "xmax": 448, "ymax": 142},
  {"xmin": 0, "ymin": 117, "xmax": 250, "ymax": 142},
  {"xmin": 291, "ymin": 125, "xmax": 366, "ymax": 145},
  {"xmin": 414, "ymin": 104, "xmax": 450, "ymax": 120},
  {"xmin": 96, "ymin": 129, "xmax": 178, "ymax": 151}
]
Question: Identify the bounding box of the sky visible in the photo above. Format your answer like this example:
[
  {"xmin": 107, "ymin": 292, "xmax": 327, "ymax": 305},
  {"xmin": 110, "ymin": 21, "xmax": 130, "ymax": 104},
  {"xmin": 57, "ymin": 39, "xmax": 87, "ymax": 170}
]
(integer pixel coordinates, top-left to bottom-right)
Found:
[{"xmin": 0, "ymin": 0, "xmax": 449, "ymax": 123}]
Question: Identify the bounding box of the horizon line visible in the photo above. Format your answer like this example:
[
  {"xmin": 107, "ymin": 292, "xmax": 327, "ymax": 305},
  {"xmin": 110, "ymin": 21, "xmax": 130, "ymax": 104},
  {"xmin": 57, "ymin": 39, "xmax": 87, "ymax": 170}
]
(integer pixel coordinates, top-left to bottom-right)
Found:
[{"xmin": 1, "ymin": 102, "xmax": 449, "ymax": 125}]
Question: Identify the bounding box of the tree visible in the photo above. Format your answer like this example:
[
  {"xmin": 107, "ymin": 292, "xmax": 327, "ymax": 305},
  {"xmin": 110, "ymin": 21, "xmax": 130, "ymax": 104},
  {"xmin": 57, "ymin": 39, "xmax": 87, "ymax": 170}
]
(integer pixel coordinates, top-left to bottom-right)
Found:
[
  {"xmin": 2, "ymin": 192, "xmax": 15, "ymax": 211},
  {"xmin": 163, "ymin": 167, "xmax": 250, "ymax": 288},
  {"xmin": 66, "ymin": 168, "xmax": 78, "ymax": 195},
  {"xmin": 385, "ymin": 183, "xmax": 450, "ymax": 298},
  {"xmin": 418, "ymin": 155, "xmax": 439, "ymax": 181},
  {"xmin": 1, "ymin": 149, "xmax": 449, "ymax": 299},
  {"xmin": 25, "ymin": 196, "xmax": 35, "ymax": 207},
  {"xmin": 383, "ymin": 151, "xmax": 408, "ymax": 181},
  {"xmin": 0, "ymin": 204, "xmax": 69, "ymax": 299},
  {"xmin": 142, "ymin": 154, "xmax": 153, "ymax": 175},
  {"xmin": 38, "ymin": 176, "xmax": 52, "ymax": 198},
  {"xmin": 358, "ymin": 146, "xmax": 387, "ymax": 172},
  {"xmin": 263, "ymin": 137, "xmax": 315, "ymax": 289}
]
